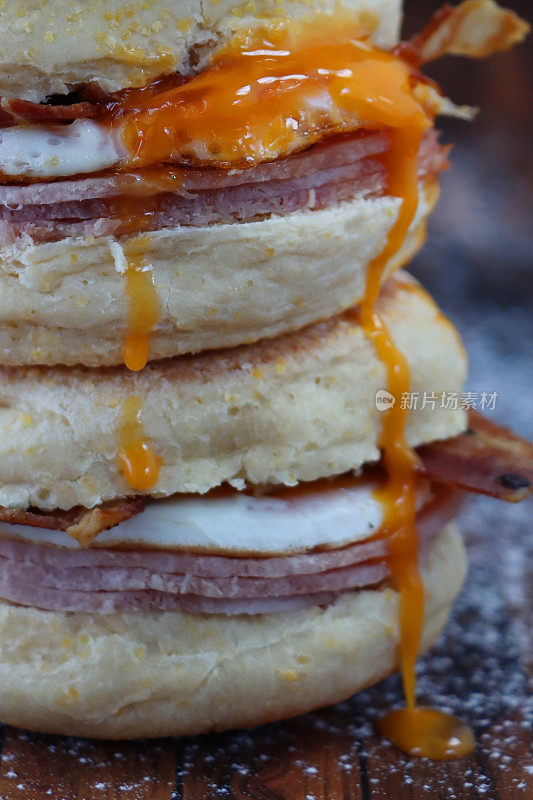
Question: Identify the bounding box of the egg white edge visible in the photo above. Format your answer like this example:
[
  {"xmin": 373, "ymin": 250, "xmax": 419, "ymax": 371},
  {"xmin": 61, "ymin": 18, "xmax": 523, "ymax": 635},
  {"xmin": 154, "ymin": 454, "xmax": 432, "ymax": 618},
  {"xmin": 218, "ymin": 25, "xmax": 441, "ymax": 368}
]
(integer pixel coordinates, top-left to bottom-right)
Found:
[{"xmin": 0, "ymin": 478, "xmax": 432, "ymax": 554}]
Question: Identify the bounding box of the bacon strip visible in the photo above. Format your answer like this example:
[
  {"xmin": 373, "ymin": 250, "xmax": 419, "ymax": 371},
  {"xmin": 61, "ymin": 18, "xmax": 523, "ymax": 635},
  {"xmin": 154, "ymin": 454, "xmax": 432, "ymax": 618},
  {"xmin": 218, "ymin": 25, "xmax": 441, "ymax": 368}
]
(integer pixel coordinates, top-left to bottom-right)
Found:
[
  {"xmin": 418, "ymin": 411, "xmax": 533, "ymax": 502},
  {"xmin": 0, "ymin": 78, "xmax": 187, "ymax": 128},
  {"xmin": 0, "ymin": 98, "xmax": 100, "ymax": 127},
  {"xmin": 0, "ymin": 83, "xmax": 121, "ymax": 128},
  {"xmin": 0, "ymin": 497, "xmax": 146, "ymax": 542},
  {"xmin": 405, "ymin": 0, "xmax": 529, "ymax": 64}
]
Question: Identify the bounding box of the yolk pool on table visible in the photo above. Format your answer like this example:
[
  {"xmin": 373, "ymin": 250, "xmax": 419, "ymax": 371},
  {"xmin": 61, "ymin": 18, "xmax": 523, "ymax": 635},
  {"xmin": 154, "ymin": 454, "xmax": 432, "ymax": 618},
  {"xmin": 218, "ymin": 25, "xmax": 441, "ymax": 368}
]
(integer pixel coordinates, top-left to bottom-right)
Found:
[
  {"xmin": 110, "ymin": 16, "xmax": 474, "ymax": 757},
  {"xmin": 356, "ymin": 108, "xmax": 475, "ymax": 759}
]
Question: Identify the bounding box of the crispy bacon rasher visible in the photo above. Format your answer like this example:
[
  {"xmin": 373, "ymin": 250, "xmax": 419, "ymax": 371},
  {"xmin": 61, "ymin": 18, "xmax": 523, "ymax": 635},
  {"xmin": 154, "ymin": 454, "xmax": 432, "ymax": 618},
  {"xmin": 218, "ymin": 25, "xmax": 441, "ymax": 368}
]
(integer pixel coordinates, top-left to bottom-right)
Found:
[
  {"xmin": 0, "ymin": 497, "xmax": 147, "ymax": 546},
  {"xmin": 418, "ymin": 411, "xmax": 533, "ymax": 502}
]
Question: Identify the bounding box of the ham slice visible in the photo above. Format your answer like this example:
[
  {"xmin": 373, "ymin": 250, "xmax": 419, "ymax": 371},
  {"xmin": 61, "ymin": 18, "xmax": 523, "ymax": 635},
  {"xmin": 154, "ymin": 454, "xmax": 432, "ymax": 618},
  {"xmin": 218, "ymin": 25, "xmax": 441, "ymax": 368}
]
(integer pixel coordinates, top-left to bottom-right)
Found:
[
  {"xmin": 8, "ymin": 218, "xmax": 120, "ymax": 242},
  {"xmin": 0, "ymin": 130, "xmax": 389, "ymax": 205},
  {"xmin": 0, "ymin": 130, "xmax": 447, "ymax": 243},
  {"xmin": 0, "ymin": 579, "xmax": 340, "ymax": 615},
  {"xmin": 0, "ymin": 488, "xmax": 460, "ymax": 614},
  {"xmin": 0, "ymin": 161, "xmax": 385, "ymax": 232}
]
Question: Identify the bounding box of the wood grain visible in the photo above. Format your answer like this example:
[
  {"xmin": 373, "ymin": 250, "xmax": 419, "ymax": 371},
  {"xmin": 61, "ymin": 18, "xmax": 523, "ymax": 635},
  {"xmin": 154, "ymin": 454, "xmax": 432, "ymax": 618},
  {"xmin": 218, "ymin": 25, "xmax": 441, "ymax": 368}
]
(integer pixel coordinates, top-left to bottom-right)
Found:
[{"xmin": 0, "ymin": 497, "xmax": 530, "ymax": 800}]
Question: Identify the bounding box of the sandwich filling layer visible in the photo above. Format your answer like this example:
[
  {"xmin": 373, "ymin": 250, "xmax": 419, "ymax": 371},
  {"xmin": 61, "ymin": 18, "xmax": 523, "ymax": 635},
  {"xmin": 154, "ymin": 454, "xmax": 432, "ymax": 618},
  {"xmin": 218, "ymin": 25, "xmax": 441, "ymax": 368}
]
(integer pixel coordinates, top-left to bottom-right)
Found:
[
  {"xmin": 0, "ymin": 473, "xmax": 432, "ymax": 554},
  {"xmin": 0, "ymin": 410, "xmax": 530, "ymax": 617},
  {"xmin": 0, "ymin": 477, "xmax": 460, "ymax": 614},
  {"xmin": 0, "ymin": 17, "xmax": 438, "ymax": 179},
  {"xmin": 0, "ymin": 3, "xmax": 527, "ymax": 180},
  {"xmin": 0, "ymin": 130, "xmax": 446, "ymax": 244}
]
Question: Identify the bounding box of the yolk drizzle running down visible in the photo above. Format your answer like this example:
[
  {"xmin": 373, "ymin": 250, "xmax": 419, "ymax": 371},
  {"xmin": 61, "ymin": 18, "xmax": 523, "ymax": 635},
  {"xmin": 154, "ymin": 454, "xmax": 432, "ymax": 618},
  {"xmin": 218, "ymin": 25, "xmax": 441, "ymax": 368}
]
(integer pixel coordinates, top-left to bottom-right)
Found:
[
  {"xmin": 359, "ymin": 125, "xmax": 475, "ymax": 758},
  {"xmin": 123, "ymin": 236, "xmax": 160, "ymax": 373},
  {"xmin": 119, "ymin": 395, "xmax": 161, "ymax": 492},
  {"xmin": 118, "ymin": 236, "xmax": 161, "ymax": 492},
  {"xmin": 115, "ymin": 17, "xmax": 432, "ymax": 497},
  {"xmin": 354, "ymin": 95, "xmax": 475, "ymax": 758},
  {"xmin": 114, "ymin": 17, "xmax": 473, "ymax": 755}
]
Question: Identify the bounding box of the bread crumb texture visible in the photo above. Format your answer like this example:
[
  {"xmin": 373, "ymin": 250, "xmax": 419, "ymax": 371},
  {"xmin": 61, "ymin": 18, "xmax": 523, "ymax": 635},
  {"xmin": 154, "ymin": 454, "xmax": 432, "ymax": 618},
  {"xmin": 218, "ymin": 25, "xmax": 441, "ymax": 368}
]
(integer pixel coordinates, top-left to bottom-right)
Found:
[
  {"xmin": 0, "ymin": 524, "xmax": 465, "ymax": 738},
  {"xmin": 0, "ymin": 271, "xmax": 467, "ymax": 510},
  {"xmin": 0, "ymin": 1, "xmax": 402, "ymax": 100}
]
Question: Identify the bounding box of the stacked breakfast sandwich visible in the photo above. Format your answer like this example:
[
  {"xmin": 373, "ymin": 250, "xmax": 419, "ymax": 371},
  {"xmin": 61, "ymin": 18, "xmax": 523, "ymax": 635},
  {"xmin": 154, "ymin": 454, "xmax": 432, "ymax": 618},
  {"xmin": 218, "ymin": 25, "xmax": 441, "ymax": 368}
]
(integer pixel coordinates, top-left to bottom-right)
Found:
[{"xmin": 0, "ymin": 0, "xmax": 530, "ymax": 749}]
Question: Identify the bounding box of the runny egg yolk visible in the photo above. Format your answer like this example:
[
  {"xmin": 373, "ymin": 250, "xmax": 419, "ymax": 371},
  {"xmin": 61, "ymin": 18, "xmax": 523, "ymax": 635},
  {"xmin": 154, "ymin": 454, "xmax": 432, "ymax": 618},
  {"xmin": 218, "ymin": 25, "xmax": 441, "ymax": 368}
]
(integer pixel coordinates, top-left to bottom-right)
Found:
[
  {"xmin": 353, "ymin": 97, "xmax": 474, "ymax": 762},
  {"xmin": 114, "ymin": 17, "xmax": 432, "ymax": 170},
  {"xmin": 113, "ymin": 17, "xmax": 474, "ymax": 757}
]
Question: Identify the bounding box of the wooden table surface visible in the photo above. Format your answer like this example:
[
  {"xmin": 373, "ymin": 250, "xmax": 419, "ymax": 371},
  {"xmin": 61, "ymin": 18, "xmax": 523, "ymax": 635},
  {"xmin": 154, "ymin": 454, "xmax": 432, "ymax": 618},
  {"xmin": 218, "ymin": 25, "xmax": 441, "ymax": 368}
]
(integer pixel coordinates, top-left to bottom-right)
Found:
[{"xmin": 0, "ymin": 496, "xmax": 530, "ymax": 800}]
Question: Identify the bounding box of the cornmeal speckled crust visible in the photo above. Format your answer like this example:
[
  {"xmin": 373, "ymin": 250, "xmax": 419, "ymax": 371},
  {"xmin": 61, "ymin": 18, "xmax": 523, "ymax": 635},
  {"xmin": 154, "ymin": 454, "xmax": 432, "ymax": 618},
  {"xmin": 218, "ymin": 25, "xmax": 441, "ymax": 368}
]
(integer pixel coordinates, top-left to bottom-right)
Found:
[
  {"xmin": 0, "ymin": 272, "xmax": 467, "ymax": 511},
  {"xmin": 0, "ymin": 0, "xmax": 402, "ymax": 102},
  {"xmin": 0, "ymin": 523, "xmax": 465, "ymax": 739},
  {"xmin": 0, "ymin": 180, "xmax": 437, "ymax": 367}
]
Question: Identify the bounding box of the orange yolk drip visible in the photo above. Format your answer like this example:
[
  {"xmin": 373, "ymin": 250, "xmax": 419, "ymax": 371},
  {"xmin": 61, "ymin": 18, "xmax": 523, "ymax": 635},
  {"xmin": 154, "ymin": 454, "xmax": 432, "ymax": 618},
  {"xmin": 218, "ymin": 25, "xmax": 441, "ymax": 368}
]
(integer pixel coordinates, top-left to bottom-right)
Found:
[
  {"xmin": 118, "ymin": 396, "xmax": 161, "ymax": 492},
  {"xmin": 359, "ymin": 123, "xmax": 425, "ymax": 713},
  {"xmin": 114, "ymin": 18, "xmax": 430, "ymax": 170},
  {"xmin": 379, "ymin": 708, "xmax": 475, "ymax": 760},
  {"xmin": 355, "ymin": 98, "xmax": 474, "ymax": 758},
  {"xmin": 122, "ymin": 235, "xmax": 160, "ymax": 372},
  {"xmin": 110, "ymin": 18, "xmax": 472, "ymax": 755},
  {"xmin": 118, "ymin": 237, "xmax": 161, "ymax": 492}
]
